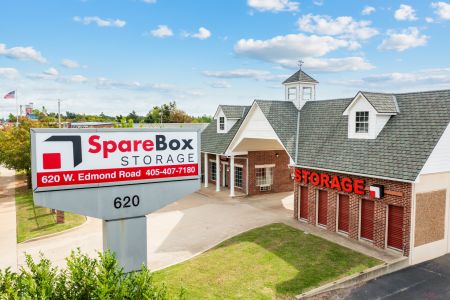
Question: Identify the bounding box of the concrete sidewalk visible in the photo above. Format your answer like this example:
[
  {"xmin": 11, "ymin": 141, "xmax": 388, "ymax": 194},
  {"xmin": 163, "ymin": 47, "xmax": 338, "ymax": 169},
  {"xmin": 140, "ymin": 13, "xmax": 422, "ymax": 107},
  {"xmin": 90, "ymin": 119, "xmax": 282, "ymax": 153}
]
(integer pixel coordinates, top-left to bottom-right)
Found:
[{"xmin": 0, "ymin": 166, "xmax": 18, "ymax": 271}]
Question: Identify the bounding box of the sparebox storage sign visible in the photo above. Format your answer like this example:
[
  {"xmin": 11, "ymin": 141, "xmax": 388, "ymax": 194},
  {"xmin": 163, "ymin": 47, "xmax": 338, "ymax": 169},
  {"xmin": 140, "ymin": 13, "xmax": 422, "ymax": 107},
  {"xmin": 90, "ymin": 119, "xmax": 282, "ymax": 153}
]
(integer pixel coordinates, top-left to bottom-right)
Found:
[
  {"xmin": 33, "ymin": 129, "xmax": 199, "ymax": 190},
  {"xmin": 31, "ymin": 128, "xmax": 201, "ymax": 273},
  {"xmin": 30, "ymin": 128, "xmax": 201, "ymax": 221}
]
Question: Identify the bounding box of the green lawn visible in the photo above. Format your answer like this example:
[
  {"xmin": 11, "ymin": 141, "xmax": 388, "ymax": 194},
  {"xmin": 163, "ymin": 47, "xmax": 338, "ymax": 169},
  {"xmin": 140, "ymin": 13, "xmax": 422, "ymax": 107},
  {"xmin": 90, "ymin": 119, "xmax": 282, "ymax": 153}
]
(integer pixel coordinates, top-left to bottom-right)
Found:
[
  {"xmin": 153, "ymin": 223, "xmax": 381, "ymax": 300},
  {"xmin": 15, "ymin": 186, "xmax": 86, "ymax": 243}
]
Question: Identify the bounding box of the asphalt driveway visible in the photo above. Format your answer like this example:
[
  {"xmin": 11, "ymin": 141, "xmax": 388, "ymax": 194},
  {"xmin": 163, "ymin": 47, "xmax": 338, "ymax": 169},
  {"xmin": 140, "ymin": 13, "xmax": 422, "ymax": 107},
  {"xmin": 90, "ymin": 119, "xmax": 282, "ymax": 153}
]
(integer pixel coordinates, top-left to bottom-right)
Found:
[{"xmin": 346, "ymin": 254, "xmax": 450, "ymax": 300}]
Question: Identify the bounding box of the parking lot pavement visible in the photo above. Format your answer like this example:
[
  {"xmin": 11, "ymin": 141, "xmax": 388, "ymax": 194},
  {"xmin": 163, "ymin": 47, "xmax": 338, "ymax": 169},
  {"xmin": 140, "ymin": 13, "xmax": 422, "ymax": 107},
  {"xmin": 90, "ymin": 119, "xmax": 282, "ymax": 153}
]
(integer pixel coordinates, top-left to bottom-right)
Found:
[{"xmin": 346, "ymin": 254, "xmax": 450, "ymax": 300}]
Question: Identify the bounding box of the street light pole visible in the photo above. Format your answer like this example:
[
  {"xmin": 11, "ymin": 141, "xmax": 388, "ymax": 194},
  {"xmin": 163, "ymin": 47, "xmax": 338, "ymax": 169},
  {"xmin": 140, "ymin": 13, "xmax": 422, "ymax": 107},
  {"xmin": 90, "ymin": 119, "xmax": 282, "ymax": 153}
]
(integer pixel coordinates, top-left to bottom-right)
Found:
[{"xmin": 58, "ymin": 99, "xmax": 61, "ymax": 128}]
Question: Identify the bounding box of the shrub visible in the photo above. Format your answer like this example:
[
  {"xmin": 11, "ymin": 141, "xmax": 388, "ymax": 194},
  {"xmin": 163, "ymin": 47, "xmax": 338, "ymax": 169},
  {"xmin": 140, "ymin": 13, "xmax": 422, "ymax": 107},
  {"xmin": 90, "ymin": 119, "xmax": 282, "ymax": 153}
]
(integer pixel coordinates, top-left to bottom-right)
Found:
[{"xmin": 0, "ymin": 249, "xmax": 184, "ymax": 300}]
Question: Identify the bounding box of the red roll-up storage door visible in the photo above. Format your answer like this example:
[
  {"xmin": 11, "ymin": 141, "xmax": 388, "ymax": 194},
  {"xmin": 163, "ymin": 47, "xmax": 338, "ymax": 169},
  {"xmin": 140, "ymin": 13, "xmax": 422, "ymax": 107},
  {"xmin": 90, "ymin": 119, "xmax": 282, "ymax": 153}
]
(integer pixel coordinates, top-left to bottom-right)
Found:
[
  {"xmin": 360, "ymin": 199, "xmax": 374, "ymax": 241},
  {"xmin": 299, "ymin": 186, "xmax": 309, "ymax": 220},
  {"xmin": 388, "ymin": 205, "xmax": 404, "ymax": 250},
  {"xmin": 338, "ymin": 194, "xmax": 350, "ymax": 233},
  {"xmin": 317, "ymin": 190, "xmax": 328, "ymax": 226}
]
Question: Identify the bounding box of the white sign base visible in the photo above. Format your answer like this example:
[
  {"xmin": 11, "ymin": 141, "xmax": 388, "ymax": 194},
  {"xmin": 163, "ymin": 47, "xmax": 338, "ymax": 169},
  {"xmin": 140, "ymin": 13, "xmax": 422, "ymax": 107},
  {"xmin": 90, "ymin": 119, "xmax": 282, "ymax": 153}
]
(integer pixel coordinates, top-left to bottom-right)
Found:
[{"xmin": 103, "ymin": 216, "xmax": 147, "ymax": 273}]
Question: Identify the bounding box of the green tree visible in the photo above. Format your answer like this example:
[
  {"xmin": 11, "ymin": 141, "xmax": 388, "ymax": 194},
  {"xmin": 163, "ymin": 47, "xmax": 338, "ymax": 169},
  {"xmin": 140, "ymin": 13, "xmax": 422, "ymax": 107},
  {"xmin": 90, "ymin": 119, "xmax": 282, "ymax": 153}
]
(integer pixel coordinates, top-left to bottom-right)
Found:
[{"xmin": 0, "ymin": 118, "xmax": 54, "ymax": 188}]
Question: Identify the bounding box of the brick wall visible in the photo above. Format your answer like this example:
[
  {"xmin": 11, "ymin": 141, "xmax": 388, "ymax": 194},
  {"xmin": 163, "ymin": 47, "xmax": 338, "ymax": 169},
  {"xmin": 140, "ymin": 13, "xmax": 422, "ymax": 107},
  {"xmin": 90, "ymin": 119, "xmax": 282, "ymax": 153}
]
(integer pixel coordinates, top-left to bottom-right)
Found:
[
  {"xmin": 294, "ymin": 168, "xmax": 412, "ymax": 256},
  {"xmin": 247, "ymin": 150, "xmax": 293, "ymax": 196}
]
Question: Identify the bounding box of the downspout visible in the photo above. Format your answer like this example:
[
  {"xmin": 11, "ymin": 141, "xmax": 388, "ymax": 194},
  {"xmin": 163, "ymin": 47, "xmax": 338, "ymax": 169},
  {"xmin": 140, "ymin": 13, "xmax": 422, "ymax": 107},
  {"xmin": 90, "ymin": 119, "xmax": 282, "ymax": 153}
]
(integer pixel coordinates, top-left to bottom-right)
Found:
[{"xmin": 294, "ymin": 110, "xmax": 300, "ymax": 164}]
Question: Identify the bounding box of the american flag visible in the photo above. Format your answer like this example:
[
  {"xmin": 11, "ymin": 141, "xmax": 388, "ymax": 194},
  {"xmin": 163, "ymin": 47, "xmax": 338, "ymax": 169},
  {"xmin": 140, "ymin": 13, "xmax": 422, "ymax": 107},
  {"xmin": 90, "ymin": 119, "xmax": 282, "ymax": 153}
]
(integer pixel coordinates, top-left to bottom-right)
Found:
[{"xmin": 3, "ymin": 90, "xmax": 15, "ymax": 99}]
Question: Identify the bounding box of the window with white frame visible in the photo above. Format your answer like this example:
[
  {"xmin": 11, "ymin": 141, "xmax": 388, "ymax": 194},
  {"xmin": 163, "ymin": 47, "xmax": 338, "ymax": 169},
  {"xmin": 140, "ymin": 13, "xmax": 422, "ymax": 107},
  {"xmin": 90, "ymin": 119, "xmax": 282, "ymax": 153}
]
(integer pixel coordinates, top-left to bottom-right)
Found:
[
  {"xmin": 303, "ymin": 87, "xmax": 312, "ymax": 101},
  {"xmin": 235, "ymin": 166, "xmax": 243, "ymax": 188},
  {"xmin": 355, "ymin": 111, "xmax": 369, "ymax": 133},
  {"xmin": 210, "ymin": 162, "xmax": 217, "ymax": 181},
  {"xmin": 219, "ymin": 117, "xmax": 225, "ymax": 131},
  {"xmin": 255, "ymin": 166, "xmax": 273, "ymax": 187},
  {"xmin": 288, "ymin": 87, "xmax": 297, "ymax": 100}
]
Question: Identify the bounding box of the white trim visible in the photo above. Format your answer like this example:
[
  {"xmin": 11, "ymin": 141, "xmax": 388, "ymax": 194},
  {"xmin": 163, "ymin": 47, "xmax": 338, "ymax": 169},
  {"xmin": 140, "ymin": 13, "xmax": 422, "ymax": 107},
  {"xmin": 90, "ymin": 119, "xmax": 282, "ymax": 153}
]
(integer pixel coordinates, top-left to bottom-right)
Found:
[
  {"xmin": 221, "ymin": 162, "xmax": 229, "ymax": 165},
  {"xmin": 225, "ymin": 101, "xmax": 294, "ymax": 161},
  {"xmin": 234, "ymin": 163, "xmax": 243, "ymax": 168},
  {"xmin": 291, "ymin": 164, "xmax": 414, "ymax": 183},
  {"xmin": 255, "ymin": 164, "xmax": 275, "ymax": 169},
  {"xmin": 209, "ymin": 159, "xmax": 216, "ymax": 163}
]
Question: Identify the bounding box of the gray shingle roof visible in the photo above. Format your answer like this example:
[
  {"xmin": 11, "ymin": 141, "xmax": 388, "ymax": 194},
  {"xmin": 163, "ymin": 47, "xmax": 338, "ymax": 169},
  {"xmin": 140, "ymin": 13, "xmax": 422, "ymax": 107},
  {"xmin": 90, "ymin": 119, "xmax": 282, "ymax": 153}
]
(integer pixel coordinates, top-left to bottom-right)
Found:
[
  {"xmin": 220, "ymin": 105, "xmax": 248, "ymax": 119},
  {"xmin": 201, "ymin": 106, "xmax": 250, "ymax": 154},
  {"xmin": 359, "ymin": 91, "xmax": 399, "ymax": 114},
  {"xmin": 255, "ymin": 100, "xmax": 298, "ymax": 159},
  {"xmin": 282, "ymin": 70, "xmax": 318, "ymax": 84},
  {"xmin": 295, "ymin": 90, "xmax": 450, "ymax": 181}
]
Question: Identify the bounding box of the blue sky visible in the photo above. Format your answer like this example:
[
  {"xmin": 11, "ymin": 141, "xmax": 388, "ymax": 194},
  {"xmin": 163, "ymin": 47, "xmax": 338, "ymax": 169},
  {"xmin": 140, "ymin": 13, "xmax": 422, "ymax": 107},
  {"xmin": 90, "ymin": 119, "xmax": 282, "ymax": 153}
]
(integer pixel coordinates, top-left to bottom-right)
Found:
[{"xmin": 1, "ymin": 0, "xmax": 450, "ymax": 118}]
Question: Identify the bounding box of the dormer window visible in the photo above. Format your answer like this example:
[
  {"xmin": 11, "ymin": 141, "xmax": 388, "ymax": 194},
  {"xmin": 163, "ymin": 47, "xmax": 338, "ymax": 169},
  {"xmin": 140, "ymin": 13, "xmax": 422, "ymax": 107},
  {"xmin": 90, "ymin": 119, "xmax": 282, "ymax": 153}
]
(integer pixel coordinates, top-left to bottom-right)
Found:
[
  {"xmin": 302, "ymin": 87, "xmax": 312, "ymax": 101},
  {"xmin": 219, "ymin": 117, "xmax": 225, "ymax": 131},
  {"xmin": 288, "ymin": 87, "xmax": 297, "ymax": 100},
  {"xmin": 355, "ymin": 111, "xmax": 369, "ymax": 133}
]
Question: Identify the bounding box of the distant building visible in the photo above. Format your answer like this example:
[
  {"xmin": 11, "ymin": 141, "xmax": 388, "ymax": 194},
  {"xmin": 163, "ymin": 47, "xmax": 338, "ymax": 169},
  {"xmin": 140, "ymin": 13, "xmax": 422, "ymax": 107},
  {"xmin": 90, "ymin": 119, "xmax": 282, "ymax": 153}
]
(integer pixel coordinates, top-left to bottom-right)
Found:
[
  {"xmin": 137, "ymin": 122, "xmax": 208, "ymax": 132},
  {"xmin": 69, "ymin": 122, "xmax": 114, "ymax": 128}
]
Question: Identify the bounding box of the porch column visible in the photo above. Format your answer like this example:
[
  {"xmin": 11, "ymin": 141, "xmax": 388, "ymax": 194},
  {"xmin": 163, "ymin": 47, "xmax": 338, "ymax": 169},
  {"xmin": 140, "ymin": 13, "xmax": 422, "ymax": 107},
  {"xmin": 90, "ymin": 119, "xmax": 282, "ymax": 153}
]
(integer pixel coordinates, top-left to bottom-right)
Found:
[
  {"xmin": 216, "ymin": 154, "xmax": 220, "ymax": 192},
  {"xmin": 229, "ymin": 155, "xmax": 235, "ymax": 197},
  {"xmin": 204, "ymin": 153, "xmax": 208, "ymax": 188}
]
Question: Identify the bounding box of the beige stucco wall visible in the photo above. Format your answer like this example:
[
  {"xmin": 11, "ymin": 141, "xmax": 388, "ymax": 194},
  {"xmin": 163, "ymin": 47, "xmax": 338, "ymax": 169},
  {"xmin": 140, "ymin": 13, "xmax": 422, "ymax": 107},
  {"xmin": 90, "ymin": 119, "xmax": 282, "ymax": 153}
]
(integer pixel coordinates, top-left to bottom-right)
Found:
[{"xmin": 411, "ymin": 172, "xmax": 450, "ymax": 264}]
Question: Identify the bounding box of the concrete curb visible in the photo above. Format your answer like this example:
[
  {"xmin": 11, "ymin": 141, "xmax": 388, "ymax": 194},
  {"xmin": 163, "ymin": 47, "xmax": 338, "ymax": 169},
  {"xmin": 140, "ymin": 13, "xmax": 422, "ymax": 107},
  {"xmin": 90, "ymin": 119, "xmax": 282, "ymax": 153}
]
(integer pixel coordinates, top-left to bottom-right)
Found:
[
  {"xmin": 19, "ymin": 216, "xmax": 89, "ymax": 244},
  {"xmin": 296, "ymin": 257, "xmax": 409, "ymax": 299}
]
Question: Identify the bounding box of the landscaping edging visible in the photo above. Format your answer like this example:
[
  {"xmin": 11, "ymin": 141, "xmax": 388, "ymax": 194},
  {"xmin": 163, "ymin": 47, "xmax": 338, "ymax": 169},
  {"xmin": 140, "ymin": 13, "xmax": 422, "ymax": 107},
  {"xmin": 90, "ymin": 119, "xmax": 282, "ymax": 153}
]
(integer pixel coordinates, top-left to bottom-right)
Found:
[{"xmin": 296, "ymin": 256, "xmax": 409, "ymax": 299}]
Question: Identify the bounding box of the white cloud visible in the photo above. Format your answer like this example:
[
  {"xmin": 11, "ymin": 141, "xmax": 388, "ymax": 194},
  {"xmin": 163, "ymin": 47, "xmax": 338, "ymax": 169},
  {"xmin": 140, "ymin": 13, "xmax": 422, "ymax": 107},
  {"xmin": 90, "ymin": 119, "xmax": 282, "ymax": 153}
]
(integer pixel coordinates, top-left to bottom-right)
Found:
[
  {"xmin": 432, "ymin": 2, "xmax": 450, "ymax": 20},
  {"xmin": 247, "ymin": 0, "xmax": 299, "ymax": 12},
  {"xmin": 378, "ymin": 27, "xmax": 428, "ymax": 51},
  {"xmin": 61, "ymin": 59, "xmax": 80, "ymax": 68},
  {"xmin": 425, "ymin": 17, "xmax": 435, "ymax": 23},
  {"xmin": 43, "ymin": 67, "xmax": 58, "ymax": 76},
  {"xmin": 362, "ymin": 68, "xmax": 450, "ymax": 87},
  {"xmin": 313, "ymin": 0, "xmax": 324, "ymax": 6},
  {"xmin": 202, "ymin": 69, "xmax": 285, "ymax": 81},
  {"xmin": 362, "ymin": 6, "xmax": 376, "ymax": 15},
  {"xmin": 65, "ymin": 75, "xmax": 88, "ymax": 83},
  {"xmin": 142, "ymin": 0, "xmax": 157, "ymax": 3},
  {"xmin": 184, "ymin": 27, "xmax": 211, "ymax": 40},
  {"xmin": 208, "ymin": 81, "xmax": 231, "ymax": 88},
  {"xmin": 0, "ymin": 43, "xmax": 47, "ymax": 64},
  {"xmin": 297, "ymin": 14, "xmax": 378, "ymax": 40},
  {"xmin": 0, "ymin": 67, "xmax": 19, "ymax": 79},
  {"xmin": 234, "ymin": 33, "xmax": 357, "ymax": 67},
  {"xmin": 394, "ymin": 4, "xmax": 418, "ymax": 21},
  {"xmin": 150, "ymin": 25, "xmax": 173, "ymax": 38},
  {"xmin": 287, "ymin": 57, "xmax": 374, "ymax": 72},
  {"xmin": 73, "ymin": 16, "xmax": 126, "ymax": 28}
]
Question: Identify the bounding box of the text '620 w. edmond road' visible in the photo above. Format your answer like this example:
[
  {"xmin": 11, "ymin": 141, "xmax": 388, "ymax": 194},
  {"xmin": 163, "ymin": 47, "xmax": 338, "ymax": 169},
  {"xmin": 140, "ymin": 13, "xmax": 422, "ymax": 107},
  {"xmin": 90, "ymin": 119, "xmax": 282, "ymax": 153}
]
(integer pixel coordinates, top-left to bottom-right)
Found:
[{"xmin": 31, "ymin": 129, "xmax": 199, "ymax": 191}]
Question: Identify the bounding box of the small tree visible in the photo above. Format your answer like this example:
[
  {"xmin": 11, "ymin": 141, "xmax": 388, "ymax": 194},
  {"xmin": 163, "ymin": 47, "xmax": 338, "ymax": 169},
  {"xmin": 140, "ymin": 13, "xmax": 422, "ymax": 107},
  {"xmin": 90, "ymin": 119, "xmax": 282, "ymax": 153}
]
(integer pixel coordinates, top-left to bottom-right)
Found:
[{"xmin": 0, "ymin": 119, "xmax": 46, "ymax": 188}]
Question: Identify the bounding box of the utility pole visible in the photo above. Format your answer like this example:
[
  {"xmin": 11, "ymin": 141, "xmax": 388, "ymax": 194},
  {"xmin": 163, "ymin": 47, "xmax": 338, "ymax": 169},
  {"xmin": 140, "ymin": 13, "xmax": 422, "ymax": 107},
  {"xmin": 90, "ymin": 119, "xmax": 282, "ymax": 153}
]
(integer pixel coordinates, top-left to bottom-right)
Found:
[{"xmin": 58, "ymin": 99, "xmax": 61, "ymax": 128}]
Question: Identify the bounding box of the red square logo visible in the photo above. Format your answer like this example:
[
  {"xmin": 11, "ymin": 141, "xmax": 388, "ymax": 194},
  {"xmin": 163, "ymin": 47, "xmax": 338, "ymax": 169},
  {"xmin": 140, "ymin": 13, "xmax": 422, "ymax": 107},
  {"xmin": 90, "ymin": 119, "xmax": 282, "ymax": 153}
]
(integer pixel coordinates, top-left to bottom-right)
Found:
[{"xmin": 43, "ymin": 153, "xmax": 61, "ymax": 169}]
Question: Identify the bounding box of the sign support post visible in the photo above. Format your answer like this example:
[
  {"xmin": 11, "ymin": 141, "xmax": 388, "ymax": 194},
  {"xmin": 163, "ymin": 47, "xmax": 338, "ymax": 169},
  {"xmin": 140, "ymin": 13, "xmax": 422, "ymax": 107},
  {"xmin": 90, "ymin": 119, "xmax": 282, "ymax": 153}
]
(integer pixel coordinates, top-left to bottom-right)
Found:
[{"xmin": 102, "ymin": 216, "xmax": 147, "ymax": 273}]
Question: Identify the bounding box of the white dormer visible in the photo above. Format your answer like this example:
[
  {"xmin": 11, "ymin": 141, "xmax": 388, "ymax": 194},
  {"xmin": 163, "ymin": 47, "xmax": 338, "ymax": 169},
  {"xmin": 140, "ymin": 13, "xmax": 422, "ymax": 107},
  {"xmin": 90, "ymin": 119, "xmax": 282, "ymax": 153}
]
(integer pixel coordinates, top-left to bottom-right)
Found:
[
  {"xmin": 213, "ymin": 105, "xmax": 247, "ymax": 133},
  {"xmin": 343, "ymin": 91, "xmax": 399, "ymax": 139},
  {"xmin": 282, "ymin": 69, "xmax": 318, "ymax": 110}
]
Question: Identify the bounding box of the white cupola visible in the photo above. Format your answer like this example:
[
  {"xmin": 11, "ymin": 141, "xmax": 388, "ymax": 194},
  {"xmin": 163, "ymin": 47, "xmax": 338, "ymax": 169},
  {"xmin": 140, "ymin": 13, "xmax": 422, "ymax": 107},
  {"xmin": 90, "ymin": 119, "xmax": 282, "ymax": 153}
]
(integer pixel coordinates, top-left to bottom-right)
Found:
[{"xmin": 282, "ymin": 68, "xmax": 318, "ymax": 110}]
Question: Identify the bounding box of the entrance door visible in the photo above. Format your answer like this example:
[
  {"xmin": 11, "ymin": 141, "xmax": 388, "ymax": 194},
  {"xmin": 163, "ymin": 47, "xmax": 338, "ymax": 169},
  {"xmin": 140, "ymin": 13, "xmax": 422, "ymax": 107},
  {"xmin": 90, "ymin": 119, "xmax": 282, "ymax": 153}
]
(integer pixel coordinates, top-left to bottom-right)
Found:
[
  {"xmin": 222, "ymin": 163, "xmax": 228, "ymax": 187},
  {"xmin": 388, "ymin": 205, "xmax": 404, "ymax": 250},
  {"xmin": 317, "ymin": 190, "xmax": 328, "ymax": 227},
  {"xmin": 360, "ymin": 199, "xmax": 374, "ymax": 241},
  {"xmin": 299, "ymin": 186, "xmax": 309, "ymax": 220},
  {"xmin": 338, "ymin": 194, "xmax": 350, "ymax": 233}
]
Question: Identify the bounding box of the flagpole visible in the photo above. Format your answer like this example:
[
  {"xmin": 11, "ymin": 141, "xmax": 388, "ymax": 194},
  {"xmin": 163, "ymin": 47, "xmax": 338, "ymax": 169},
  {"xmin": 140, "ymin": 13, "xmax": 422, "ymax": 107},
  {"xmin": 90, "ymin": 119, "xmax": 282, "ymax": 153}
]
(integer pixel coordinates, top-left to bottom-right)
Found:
[{"xmin": 15, "ymin": 89, "xmax": 19, "ymax": 126}]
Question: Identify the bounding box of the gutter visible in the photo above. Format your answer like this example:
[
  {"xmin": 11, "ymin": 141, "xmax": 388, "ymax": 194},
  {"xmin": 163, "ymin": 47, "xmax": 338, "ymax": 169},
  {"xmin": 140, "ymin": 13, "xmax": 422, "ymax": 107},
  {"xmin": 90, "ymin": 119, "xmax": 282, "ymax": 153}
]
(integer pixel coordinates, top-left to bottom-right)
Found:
[{"xmin": 294, "ymin": 110, "xmax": 300, "ymax": 164}]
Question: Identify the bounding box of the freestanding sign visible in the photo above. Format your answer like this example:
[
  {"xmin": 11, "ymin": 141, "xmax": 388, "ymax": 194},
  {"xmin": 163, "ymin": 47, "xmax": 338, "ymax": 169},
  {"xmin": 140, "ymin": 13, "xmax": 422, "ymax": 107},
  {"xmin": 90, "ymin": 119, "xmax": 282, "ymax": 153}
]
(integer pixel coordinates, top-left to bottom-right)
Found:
[{"xmin": 31, "ymin": 128, "xmax": 200, "ymax": 272}]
